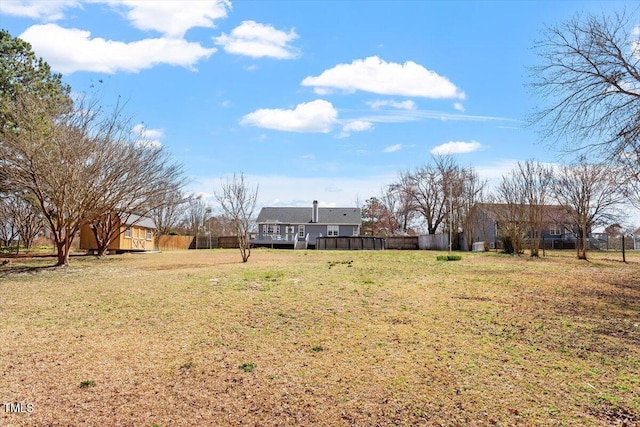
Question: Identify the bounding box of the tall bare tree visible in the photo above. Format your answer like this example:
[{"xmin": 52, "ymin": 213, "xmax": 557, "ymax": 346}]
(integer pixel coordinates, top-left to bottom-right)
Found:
[
  {"xmin": 494, "ymin": 173, "xmax": 527, "ymax": 254},
  {"xmin": 552, "ymin": 160, "xmax": 624, "ymax": 260},
  {"xmin": 6, "ymin": 192, "xmax": 43, "ymax": 251},
  {"xmin": 2, "ymin": 91, "xmax": 95, "ymax": 265},
  {"xmin": 0, "ymin": 196, "xmax": 19, "ymax": 247},
  {"xmin": 1, "ymin": 90, "xmax": 185, "ymax": 265},
  {"xmin": 183, "ymin": 194, "xmax": 209, "ymax": 247},
  {"xmin": 530, "ymin": 10, "xmax": 640, "ymax": 206},
  {"xmin": 84, "ymin": 116, "xmax": 186, "ymax": 257},
  {"xmin": 458, "ymin": 167, "xmax": 486, "ymax": 251},
  {"xmin": 149, "ymin": 189, "xmax": 186, "ymax": 246},
  {"xmin": 519, "ymin": 160, "xmax": 553, "ymax": 256},
  {"xmin": 215, "ymin": 173, "xmax": 258, "ymax": 263},
  {"xmin": 403, "ymin": 156, "xmax": 457, "ymax": 235},
  {"xmin": 385, "ymin": 175, "xmax": 418, "ymax": 235}
]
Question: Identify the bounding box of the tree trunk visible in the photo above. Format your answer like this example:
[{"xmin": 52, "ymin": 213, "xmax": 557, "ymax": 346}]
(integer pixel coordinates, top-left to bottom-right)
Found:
[
  {"xmin": 577, "ymin": 227, "xmax": 588, "ymax": 260},
  {"xmin": 97, "ymin": 246, "xmax": 109, "ymax": 257},
  {"xmin": 238, "ymin": 234, "xmax": 250, "ymax": 262},
  {"xmin": 56, "ymin": 241, "xmax": 70, "ymax": 266}
]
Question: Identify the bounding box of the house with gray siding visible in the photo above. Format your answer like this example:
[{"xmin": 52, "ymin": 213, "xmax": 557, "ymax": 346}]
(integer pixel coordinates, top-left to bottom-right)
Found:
[
  {"xmin": 468, "ymin": 203, "xmax": 586, "ymax": 250},
  {"xmin": 252, "ymin": 201, "xmax": 361, "ymax": 249}
]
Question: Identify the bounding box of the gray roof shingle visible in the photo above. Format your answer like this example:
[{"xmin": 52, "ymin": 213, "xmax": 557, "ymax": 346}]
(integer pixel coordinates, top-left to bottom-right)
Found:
[{"xmin": 256, "ymin": 207, "xmax": 361, "ymax": 225}]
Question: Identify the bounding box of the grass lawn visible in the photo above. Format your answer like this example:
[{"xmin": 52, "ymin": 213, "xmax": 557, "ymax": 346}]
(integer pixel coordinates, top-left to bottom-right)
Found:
[{"xmin": 1, "ymin": 249, "xmax": 639, "ymax": 426}]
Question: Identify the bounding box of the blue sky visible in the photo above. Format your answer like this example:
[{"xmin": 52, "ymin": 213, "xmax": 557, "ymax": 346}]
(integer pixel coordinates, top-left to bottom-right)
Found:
[{"xmin": 1, "ymin": 0, "xmax": 638, "ymax": 223}]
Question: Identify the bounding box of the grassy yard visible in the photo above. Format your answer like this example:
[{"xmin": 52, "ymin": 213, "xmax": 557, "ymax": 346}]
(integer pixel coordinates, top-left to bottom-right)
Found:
[{"xmin": 1, "ymin": 249, "xmax": 639, "ymax": 426}]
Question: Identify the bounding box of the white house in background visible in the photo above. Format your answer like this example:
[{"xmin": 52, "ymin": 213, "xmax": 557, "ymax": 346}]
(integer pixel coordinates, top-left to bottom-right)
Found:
[
  {"xmin": 251, "ymin": 200, "xmax": 361, "ymax": 249},
  {"xmin": 634, "ymin": 227, "xmax": 640, "ymax": 250}
]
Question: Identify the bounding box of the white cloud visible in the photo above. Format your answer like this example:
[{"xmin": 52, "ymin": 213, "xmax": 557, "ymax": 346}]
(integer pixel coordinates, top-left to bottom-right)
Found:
[
  {"xmin": 367, "ymin": 99, "xmax": 416, "ymax": 110},
  {"xmin": 132, "ymin": 123, "xmax": 163, "ymax": 147},
  {"xmin": 430, "ymin": 140, "xmax": 482, "ymax": 155},
  {"xmin": 214, "ymin": 20, "xmax": 299, "ymax": 59},
  {"xmin": 453, "ymin": 102, "xmax": 465, "ymax": 112},
  {"xmin": 2, "ymin": 1, "xmax": 230, "ymax": 38},
  {"xmin": 301, "ymin": 56, "xmax": 465, "ymax": 99},
  {"xmin": 383, "ymin": 144, "xmax": 403, "ymax": 153},
  {"xmin": 240, "ymin": 99, "xmax": 338, "ymax": 133},
  {"xmin": 108, "ymin": 0, "xmax": 231, "ymax": 38},
  {"xmin": 0, "ymin": 0, "xmax": 80, "ymax": 21},
  {"xmin": 342, "ymin": 120, "xmax": 373, "ymax": 132},
  {"xmin": 338, "ymin": 120, "xmax": 374, "ymax": 138},
  {"xmin": 19, "ymin": 24, "xmax": 216, "ymax": 74}
]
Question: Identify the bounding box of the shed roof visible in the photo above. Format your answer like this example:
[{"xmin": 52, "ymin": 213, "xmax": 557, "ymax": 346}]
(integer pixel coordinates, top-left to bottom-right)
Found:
[
  {"xmin": 256, "ymin": 206, "xmax": 361, "ymax": 225},
  {"xmin": 123, "ymin": 213, "xmax": 156, "ymax": 229}
]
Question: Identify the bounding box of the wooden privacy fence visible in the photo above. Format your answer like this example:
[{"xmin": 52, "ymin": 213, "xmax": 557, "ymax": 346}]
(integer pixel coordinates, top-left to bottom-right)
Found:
[
  {"xmin": 316, "ymin": 236, "xmax": 385, "ymax": 250},
  {"xmin": 418, "ymin": 233, "xmax": 450, "ymax": 250},
  {"xmin": 157, "ymin": 235, "xmax": 194, "ymax": 251},
  {"xmin": 385, "ymin": 236, "xmax": 419, "ymax": 250},
  {"xmin": 158, "ymin": 235, "xmax": 240, "ymax": 250}
]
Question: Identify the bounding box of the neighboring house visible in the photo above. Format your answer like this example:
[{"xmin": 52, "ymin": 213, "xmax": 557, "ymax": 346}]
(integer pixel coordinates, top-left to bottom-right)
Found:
[
  {"xmin": 252, "ymin": 200, "xmax": 361, "ymax": 249},
  {"xmin": 634, "ymin": 228, "xmax": 640, "ymax": 250},
  {"xmin": 79, "ymin": 213, "xmax": 156, "ymax": 253},
  {"xmin": 468, "ymin": 203, "xmax": 585, "ymax": 250}
]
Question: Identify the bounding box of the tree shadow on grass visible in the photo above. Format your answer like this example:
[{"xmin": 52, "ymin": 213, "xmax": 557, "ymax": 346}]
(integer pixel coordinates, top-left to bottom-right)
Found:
[{"xmin": 0, "ymin": 262, "xmax": 63, "ymax": 278}]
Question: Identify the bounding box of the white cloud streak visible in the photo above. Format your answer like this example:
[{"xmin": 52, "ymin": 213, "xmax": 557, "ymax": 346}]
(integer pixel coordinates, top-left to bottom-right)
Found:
[
  {"xmin": 383, "ymin": 144, "xmax": 403, "ymax": 153},
  {"xmin": 430, "ymin": 140, "xmax": 482, "ymax": 155},
  {"xmin": 214, "ymin": 20, "xmax": 299, "ymax": 59},
  {"xmin": 367, "ymin": 99, "xmax": 416, "ymax": 110},
  {"xmin": 19, "ymin": 24, "xmax": 216, "ymax": 74},
  {"xmin": 240, "ymin": 99, "xmax": 338, "ymax": 133},
  {"xmin": 301, "ymin": 56, "xmax": 465, "ymax": 99}
]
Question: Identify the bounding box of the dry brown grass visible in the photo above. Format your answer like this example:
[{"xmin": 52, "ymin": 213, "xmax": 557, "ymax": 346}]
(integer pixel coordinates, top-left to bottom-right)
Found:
[{"xmin": 1, "ymin": 249, "xmax": 639, "ymax": 426}]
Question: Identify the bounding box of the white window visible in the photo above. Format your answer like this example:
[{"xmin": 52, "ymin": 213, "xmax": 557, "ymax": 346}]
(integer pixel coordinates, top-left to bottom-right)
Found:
[
  {"xmin": 146, "ymin": 229, "xmax": 152, "ymax": 240},
  {"xmin": 286, "ymin": 226, "xmax": 295, "ymax": 235},
  {"xmin": 124, "ymin": 227, "xmax": 132, "ymax": 238},
  {"xmin": 327, "ymin": 225, "xmax": 339, "ymax": 237},
  {"xmin": 263, "ymin": 224, "xmax": 280, "ymax": 234},
  {"xmin": 298, "ymin": 225, "xmax": 305, "ymax": 238},
  {"xmin": 550, "ymin": 224, "xmax": 562, "ymax": 236}
]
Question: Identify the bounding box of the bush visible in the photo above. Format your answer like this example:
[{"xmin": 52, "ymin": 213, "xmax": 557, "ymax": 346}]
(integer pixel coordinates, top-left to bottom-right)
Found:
[{"xmin": 436, "ymin": 254, "xmax": 462, "ymax": 261}]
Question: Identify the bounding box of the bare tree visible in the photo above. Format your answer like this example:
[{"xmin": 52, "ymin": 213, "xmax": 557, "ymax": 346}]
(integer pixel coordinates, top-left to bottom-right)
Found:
[
  {"xmin": 0, "ymin": 196, "xmax": 19, "ymax": 247},
  {"xmin": 149, "ymin": 189, "xmax": 186, "ymax": 246},
  {"xmin": 215, "ymin": 173, "xmax": 258, "ymax": 263},
  {"xmin": 458, "ymin": 167, "xmax": 486, "ymax": 251},
  {"xmin": 85, "ymin": 125, "xmax": 186, "ymax": 257},
  {"xmin": 492, "ymin": 161, "xmax": 554, "ymax": 255},
  {"xmin": 183, "ymin": 194, "xmax": 209, "ymax": 248},
  {"xmin": 384, "ymin": 175, "xmax": 418, "ymax": 235},
  {"xmin": 494, "ymin": 173, "xmax": 527, "ymax": 255},
  {"xmin": 552, "ymin": 160, "xmax": 625, "ymax": 260},
  {"xmin": 530, "ymin": 10, "xmax": 640, "ymax": 202},
  {"xmin": 404, "ymin": 156, "xmax": 459, "ymax": 235},
  {"xmin": 7, "ymin": 192, "xmax": 43, "ymax": 251},
  {"xmin": 519, "ymin": 160, "xmax": 554, "ymax": 256},
  {"xmin": 1, "ymin": 92, "xmax": 98, "ymax": 265},
  {"xmin": 1, "ymin": 90, "xmax": 187, "ymax": 265},
  {"xmin": 361, "ymin": 197, "xmax": 397, "ymax": 236}
]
